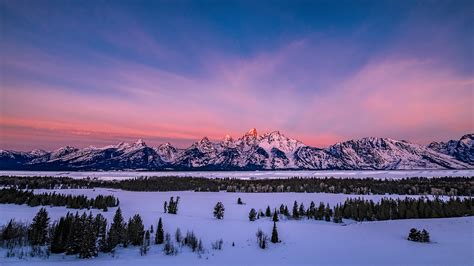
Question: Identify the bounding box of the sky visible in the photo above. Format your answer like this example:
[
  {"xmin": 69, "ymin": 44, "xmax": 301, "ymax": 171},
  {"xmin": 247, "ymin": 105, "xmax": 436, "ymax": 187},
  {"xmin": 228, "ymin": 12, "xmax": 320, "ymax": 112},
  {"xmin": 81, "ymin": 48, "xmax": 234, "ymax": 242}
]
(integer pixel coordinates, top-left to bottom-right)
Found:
[{"xmin": 0, "ymin": 0, "xmax": 473, "ymax": 151}]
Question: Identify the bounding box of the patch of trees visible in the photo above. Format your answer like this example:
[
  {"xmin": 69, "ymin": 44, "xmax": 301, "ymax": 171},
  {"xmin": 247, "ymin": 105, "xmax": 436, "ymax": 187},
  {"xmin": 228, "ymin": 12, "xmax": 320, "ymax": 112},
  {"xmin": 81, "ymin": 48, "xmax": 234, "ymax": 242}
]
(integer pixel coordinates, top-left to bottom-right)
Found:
[
  {"xmin": 1, "ymin": 175, "xmax": 472, "ymax": 196},
  {"xmin": 407, "ymin": 228, "xmax": 430, "ymax": 243},
  {"xmin": 250, "ymin": 197, "xmax": 473, "ymax": 223},
  {"xmin": 0, "ymin": 188, "xmax": 119, "ymax": 210},
  {"xmin": 1, "ymin": 208, "xmax": 211, "ymax": 260},
  {"xmin": 163, "ymin": 196, "xmax": 180, "ymax": 214}
]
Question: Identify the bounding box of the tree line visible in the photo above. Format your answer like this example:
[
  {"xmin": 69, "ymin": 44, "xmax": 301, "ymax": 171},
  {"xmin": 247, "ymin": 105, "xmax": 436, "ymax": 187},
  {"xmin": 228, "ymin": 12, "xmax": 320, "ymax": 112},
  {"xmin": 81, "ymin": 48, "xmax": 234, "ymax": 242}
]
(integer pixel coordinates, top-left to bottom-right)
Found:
[
  {"xmin": 1, "ymin": 208, "xmax": 214, "ymax": 259},
  {"xmin": 248, "ymin": 196, "xmax": 473, "ymax": 223},
  {"xmin": 1, "ymin": 175, "xmax": 472, "ymax": 196},
  {"xmin": 0, "ymin": 188, "xmax": 119, "ymax": 210}
]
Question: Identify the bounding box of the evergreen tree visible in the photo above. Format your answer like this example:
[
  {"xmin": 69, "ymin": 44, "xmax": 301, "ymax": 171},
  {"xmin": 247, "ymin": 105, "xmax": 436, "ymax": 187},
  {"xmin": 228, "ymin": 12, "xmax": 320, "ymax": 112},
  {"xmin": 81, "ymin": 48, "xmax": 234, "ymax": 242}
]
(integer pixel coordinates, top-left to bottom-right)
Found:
[
  {"xmin": 408, "ymin": 228, "xmax": 420, "ymax": 242},
  {"xmin": 284, "ymin": 206, "xmax": 289, "ymax": 216},
  {"xmin": 50, "ymin": 218, "xmax": 66, "ymax": 253},
  {"xmin": 292, "ymin": 201, "xmax": 299, "ymax": 219},
  {"xmin": 272, "ymin": 209, "xmax": 279, "ymax": 222},
  {"xmin": 213, "ymin": 202, "xmax": 225, "ymax": 219},
  {"xmin": 28, "ymin": 207, "xmax": 50, "ymax": 246},
  {"xmin": 299, "ymin": 203, "xmax": 305, "ymax": 217},
  {"xmin": 141, "ymin": 230, "xmax": 150, "ymax": 256},
  {"xmin": 279, "ymin": 204, "xmax": 285, "ymax": 214},
  {"xmin": 265, "ymin": 206, "xmax": 271, "ymax": 217},
  {"xmin": 420, "ymin": 229, "xmax": 430, "ymax": 243},
  {"xmin": 175, "ymin": 228, "xmax": 182, "ymax": 243},
  {"xmin": 155, "ymin": 217, "xmax": 164, "ymax": 245},
  {"xmin": 325, "ymin": 204, "xmax": 332, "ymax": 222},
  {"xmin": 127, "ymin": 214, "xmax": 145, "ymax": 246},
  {"xmin": 249, "ymin": 208, "xmax": 257, "ymax": 221},
  {"xmin": 317, "ymin": 202, "xmax": 325, "ymax": 220},
  {"xmin": 308, "ymin": 201, "xmax": 316, "ymax": 219},
  {"xmin": 94, "ymin": 214, "xmax": 107, "ymax": 252},
  {"xmin": 79, "ymin": 213, "xmax": 98, "ymax": 258},
  {"xmin": 106, "ymin": 207, "xmax": 125, "ymax": 251},
  {"xmin": 271, "ymin": 222, "xmax": 279, "ymax": 243},
  {"xmin": 163, "ymin": 201, "xmax": 168, "ymax": 213}
]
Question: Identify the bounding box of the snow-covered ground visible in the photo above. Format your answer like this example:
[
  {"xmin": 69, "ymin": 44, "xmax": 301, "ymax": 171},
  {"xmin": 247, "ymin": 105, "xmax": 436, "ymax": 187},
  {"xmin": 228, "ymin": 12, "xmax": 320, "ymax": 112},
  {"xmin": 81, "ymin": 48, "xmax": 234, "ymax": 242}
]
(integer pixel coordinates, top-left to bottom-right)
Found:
[
  {"xmin": 0, "ymin": 189, "xmax": 472, "ymax": 265},
  {"xmin": 1, "ymin": 169, "xmax": 473, "ymax": 180}
]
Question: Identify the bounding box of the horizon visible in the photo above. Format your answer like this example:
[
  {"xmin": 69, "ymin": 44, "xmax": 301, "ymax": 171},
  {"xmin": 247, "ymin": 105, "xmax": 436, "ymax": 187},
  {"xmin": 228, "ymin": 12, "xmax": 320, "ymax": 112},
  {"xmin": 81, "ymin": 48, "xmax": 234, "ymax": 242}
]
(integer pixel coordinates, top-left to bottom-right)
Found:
[
  {"xmin": 1, "ymin": 0, "xmax": 473, "ymax": 151},
  {"xmin": 2, "ymin": 127, "xmax": 472, "ymax": 152}
]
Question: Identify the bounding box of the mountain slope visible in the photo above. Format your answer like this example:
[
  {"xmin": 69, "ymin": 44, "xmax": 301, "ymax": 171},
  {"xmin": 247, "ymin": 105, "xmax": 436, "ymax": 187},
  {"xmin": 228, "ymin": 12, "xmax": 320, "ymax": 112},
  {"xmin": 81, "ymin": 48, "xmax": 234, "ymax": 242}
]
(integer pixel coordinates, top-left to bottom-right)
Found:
[
  {"xmin": 1, "ymin": 130, "xmax": 472, "ymax": 170},
  {"xmin": 428, "ymin": 134, "xmax": 474, "ymax": 165}
]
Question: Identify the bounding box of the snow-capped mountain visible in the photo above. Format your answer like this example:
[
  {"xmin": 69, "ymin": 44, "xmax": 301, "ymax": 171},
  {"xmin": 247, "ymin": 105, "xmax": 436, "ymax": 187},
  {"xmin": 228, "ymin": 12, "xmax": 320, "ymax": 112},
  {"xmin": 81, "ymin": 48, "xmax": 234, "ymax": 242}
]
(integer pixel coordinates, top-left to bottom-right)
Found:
[
  {"xmin": 1, "ymin": 129, "xmax": 472, "ymax": 170},
  {"xmin": 428, "ymin": 134, "xmax": 474, "ymax": 165}
]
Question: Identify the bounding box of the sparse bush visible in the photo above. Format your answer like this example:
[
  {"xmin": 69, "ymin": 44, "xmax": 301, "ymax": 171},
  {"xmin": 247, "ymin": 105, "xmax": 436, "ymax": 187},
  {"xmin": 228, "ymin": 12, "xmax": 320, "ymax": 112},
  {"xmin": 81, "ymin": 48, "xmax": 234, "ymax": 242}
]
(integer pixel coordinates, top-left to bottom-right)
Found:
[
  {"xmin": 211, "ymin": 239, "xmax": 223, "ymax": 250},
  {"xmin": 256, "ymin": 229, "xmax": 267, "ymax": 249}
]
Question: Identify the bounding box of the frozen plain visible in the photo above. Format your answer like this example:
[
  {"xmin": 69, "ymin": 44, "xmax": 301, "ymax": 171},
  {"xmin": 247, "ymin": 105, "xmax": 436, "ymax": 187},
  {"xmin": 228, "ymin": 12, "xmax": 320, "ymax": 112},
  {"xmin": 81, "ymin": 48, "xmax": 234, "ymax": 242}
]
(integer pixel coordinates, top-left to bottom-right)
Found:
[{"xmin": 0, "ymin": 188, "xmax": 472, "ymax": 265}]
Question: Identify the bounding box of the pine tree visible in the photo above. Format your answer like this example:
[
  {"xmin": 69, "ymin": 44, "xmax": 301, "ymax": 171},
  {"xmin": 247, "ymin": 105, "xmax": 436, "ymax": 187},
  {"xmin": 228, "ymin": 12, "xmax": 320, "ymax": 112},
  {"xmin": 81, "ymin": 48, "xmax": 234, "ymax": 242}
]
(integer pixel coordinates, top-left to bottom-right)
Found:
[
  {"xmin": 28, "ymin": 207, "xmax": 50, "ymax": 246},
  {"xmin": 272, "ymin": 209, "xmax": 279, "ymax": 222},
  {"xmin": 79, "ymin": 213, "xmax": 98, "ymax": 258},
  {"xmin": 141, "ymin": 230, "xmax": 150, "ymax": 256},
  {"xmin": 265, "ymin": 206, "xmax": 271, "ymax": 217},
  {"xmin": 106, "ymin": 207, "xmax": 125, "ymax": 251},
  {"xmin": 420, "ymin": 229, "xmax": 430, "ymax": 243},
  {"xmin": 308, "ymin": 201, "xmax": 316, "ymax": 219},
  {"xmin": 292, "ymin": 201, "xmax": 299, "ymax": 219},
  {"xmin": 94, "ymin": 214, "xmax": 107, "ymax": 252},
  {"xmin": 127, "ymin": 214, "xmax": 145, "ymax": 246},
  {"xmin": 408, "ymin": 228, "xmax": 420, "ymax": 242},
  {"xmin": 279, "ymin": 204, "xmax": 285, "ymax": 214},
  {"xmin": 213, "ymin": 202, "xmax": 225, "ymax": 219},
  {"xmin": 175, "ymin": 228, "xmax": 182, "ymax": 243},
  {"xmin": 51, "ymin": 217, "xmax": 66, "ymax": 253},
  {"xmin": 299, "ymin": 203, "xmax": 305, "ymax": 217},
  {"xmin": 155, "ymin": 217, "xmax": 164, "ymax": 244},
  {"xmin": 249, "ymin": 208, "xmax": 257, "ymax": 221},
  {"xmin": 271, "ymin": 222, "xmax": 279, "ymax": 243},
  {"xmin": 168, "ymin": 197, "xmax": 174, "ymax": 213},
  {"xmin": 284, "ymin": 206, "xmax": 289, "ymax": 216},
  {"xmin": 325, "ymin": 204, "xmax": 332, "ymax": 222}
]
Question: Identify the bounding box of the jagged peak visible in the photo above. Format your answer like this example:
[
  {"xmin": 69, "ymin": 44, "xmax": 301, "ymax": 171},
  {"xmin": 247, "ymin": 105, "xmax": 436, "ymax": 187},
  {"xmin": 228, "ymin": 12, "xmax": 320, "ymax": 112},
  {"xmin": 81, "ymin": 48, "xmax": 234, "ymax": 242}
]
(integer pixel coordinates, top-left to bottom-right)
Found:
[
  {"xmin": 245, "ymin": 128, "xmax": 258, "ymax": 138},
  {"xmin": 198, "ymin": 137, "xmax": 211, "ymax": 144},
  {"xmin": 224, "ymin": 134, "xmax": 233, "ymax": 141},
  {"xmin": 159, "ymin": 142, "xmax": 173, "ymax": 147},
  {"xmin": 135, "ymin": 139, "xmax": 146, "ymax": 146}
]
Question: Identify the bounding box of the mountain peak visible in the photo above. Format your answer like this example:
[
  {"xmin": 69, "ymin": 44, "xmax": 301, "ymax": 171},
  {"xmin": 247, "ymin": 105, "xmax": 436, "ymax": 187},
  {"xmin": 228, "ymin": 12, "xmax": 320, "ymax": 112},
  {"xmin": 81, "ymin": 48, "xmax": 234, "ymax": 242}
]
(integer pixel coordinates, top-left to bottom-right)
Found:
[
  {"xmin": 135, "ymin": 139, "xmax": 146, "ymax": 146},
  {"xmin": 246, "ymin": 128, "xmax": 258, "ymax": 137},
  {"xmin": 199, "ymin": 137, "xmax": 211, "ymax": 144},
  {"xmin": 224, "ymin": 134, "xmax": 233, "ymax": 141}
]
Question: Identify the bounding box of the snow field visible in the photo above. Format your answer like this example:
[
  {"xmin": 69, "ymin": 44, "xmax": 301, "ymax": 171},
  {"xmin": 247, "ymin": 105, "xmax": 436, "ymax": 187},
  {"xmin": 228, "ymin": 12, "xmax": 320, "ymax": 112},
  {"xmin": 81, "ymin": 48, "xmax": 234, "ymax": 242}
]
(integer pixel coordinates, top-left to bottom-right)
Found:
[{"xmin": 0, "ymin": 189, "xmax": 472, "ymax": 265}]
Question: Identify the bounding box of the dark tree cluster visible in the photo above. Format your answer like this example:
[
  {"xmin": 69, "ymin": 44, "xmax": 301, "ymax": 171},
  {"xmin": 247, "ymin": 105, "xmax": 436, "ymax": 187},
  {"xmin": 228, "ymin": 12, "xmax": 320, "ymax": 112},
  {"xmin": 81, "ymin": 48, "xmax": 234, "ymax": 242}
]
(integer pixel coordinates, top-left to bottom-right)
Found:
[
  {"xmin": 250, "ymin": 197, "xmax": 473, "ymax": 223},
  {"xmin": 1, "ymin": 207, "xmax": 213, "ymax": 260},
  {"xmin": 408, "ymin": 228, "xmax": 430, "ymax": 243},
  {"xmin": 213, "ymin": 202, "xmax": 225, "ymax": 219},
  {"xmin": 164, "ymin": 196, "xmax": 180, "ymax": 214},
  {"xmin": 0, "ymin": 188, "xmax": 119, "ymax": 210},
  {"xmin": 339, "ymin": 197, "xmax": 473, "ymax": 221},
  {"xmin": 1, "ymin": 175, "xmax": 472, "ymax": 196}
]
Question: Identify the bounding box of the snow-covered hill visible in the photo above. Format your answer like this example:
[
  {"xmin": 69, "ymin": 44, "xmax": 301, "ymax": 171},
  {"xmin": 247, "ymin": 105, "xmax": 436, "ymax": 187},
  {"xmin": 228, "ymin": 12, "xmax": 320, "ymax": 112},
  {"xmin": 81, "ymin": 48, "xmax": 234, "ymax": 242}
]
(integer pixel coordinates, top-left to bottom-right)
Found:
[{"xmin": 0, "ymin": 129, "xmax": 472, "ymax": 170}]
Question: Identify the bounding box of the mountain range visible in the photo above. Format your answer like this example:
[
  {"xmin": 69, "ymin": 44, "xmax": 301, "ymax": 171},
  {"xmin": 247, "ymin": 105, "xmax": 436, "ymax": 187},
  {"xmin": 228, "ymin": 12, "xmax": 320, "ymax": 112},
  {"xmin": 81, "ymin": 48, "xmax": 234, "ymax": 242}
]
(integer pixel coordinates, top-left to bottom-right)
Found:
[{"xmin": 1, "ymin": 129, "xmax": 472, "ymax": 171}]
